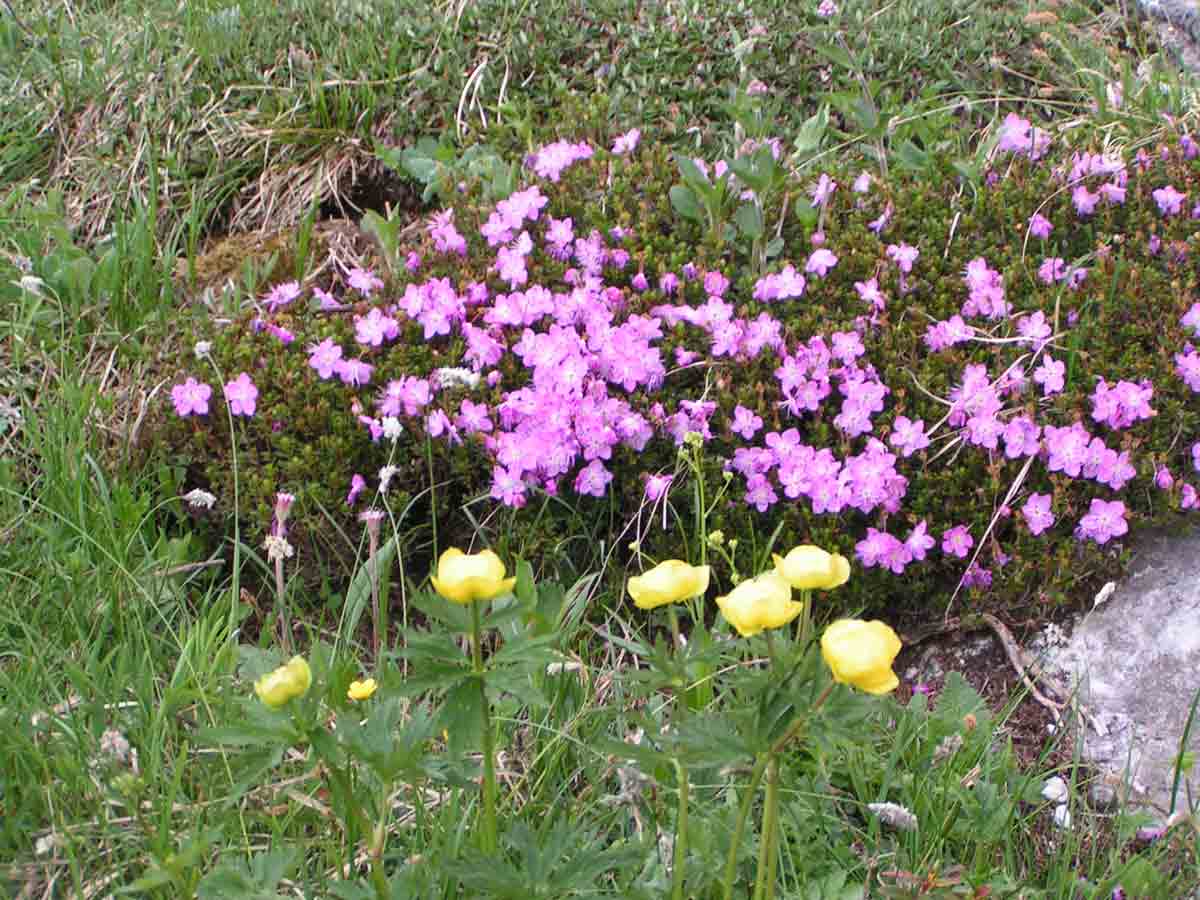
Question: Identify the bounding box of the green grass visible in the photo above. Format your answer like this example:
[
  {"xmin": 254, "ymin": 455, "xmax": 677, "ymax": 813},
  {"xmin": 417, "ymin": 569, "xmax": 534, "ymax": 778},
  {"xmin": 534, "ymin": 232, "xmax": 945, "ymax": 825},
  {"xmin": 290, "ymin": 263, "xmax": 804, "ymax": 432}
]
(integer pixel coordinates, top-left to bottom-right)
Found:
[{"xmin": 2, "ymin": 0, "xmax": 1199, "ymax": 895}]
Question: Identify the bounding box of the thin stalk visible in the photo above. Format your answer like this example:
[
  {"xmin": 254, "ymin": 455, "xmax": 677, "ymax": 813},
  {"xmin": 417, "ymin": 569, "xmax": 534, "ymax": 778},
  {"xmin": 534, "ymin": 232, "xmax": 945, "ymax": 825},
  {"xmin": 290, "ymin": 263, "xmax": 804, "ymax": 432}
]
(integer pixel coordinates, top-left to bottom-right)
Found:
[
  {"xmin": 752, "ymin": 756, "xmax": 781, "ymax": 900},
  {"xmin": 671, "ymin": 759, "xmax": 689, "ymax": 900},
  {"xmin": 367, "ymin": 780, "xmax": 393, "ymax": 900},
  {"xmin": 426, "ymin": 437, "xmax": 439, "ymax": 562},
  {"xmin": 274, "ymin": 554, "xmax": 292, "ymax": 654},
  {"xmin": 471, "ymin": 600, "xmax": 497, "ymax": 853},
  {"xmin": 720, "ymin": 752, "xmax": 771, "ymax": 900},
  {"xmin": 667, "ymin": 604, "xmax": 690, "ymax": 900}
]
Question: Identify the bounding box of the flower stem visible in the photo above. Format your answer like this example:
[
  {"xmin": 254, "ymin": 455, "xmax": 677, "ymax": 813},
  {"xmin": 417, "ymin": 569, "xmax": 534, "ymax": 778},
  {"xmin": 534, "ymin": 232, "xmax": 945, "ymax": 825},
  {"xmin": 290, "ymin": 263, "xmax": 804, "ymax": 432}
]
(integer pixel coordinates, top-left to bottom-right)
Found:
[
  {"xmin": 666, "ymin": 603, "xmax": 690, "ymax": 900},
  {"xmin": 671, "ymin": 759, "xmax": 689, "ymax": 900},
  {"xmin": 274, "ymin": 555, "xmax": 291, "ymax": 654},
  {"xmin": 720, "ymin": 752, "xmax": 771, "ymax": 900},
  {"xmin": 752, "ymin": 756, "xmax": 781, "ymax": 900},
  {"xmin": 471, "ymin": 599, "xmax": 498, "ymax": 854}
]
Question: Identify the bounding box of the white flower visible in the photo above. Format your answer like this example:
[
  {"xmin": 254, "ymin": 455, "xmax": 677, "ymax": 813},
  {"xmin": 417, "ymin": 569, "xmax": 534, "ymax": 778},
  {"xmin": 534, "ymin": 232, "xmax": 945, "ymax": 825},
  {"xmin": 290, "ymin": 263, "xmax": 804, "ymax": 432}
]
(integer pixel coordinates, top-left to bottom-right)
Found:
[
  {"xmin": 434, "ymin": 366, "xmax": 481, "ymax": 390},
  {"xmin": 182, "ymin": 488, "xmax": 217, "ymax": 509},
  {"xmin": 379, "ymin": 465, "xmax": 399, "ymax": 493},
  {"xmin": 17, "ymin": 275, "xmax": 45, "ymax": 296},
  {"xmin": 263, "ymin": 534, "xmax": 294, "ymax": 562},
  {"xmin": 193, "ymin": 340, "xmax": 212, "ymax": 359},
  {"xmin": 867, "ymin": 802, "xmax": 918, "ymax": 832},
  {"xmin": 1041, "ymin": 776, "xmax": 1069, "ymax": 804},
  {"xmin": 382, "ymin": 416, "xmax": 403, "ymax": 441}
]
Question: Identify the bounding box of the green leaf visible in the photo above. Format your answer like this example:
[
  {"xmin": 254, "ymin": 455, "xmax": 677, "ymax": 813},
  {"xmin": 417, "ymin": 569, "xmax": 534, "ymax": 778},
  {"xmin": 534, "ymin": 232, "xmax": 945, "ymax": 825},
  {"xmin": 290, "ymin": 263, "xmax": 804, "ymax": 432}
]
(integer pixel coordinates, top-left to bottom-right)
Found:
[
  {"xmin": 669, "ymin": 185, "xmax": 704, "ymax": 222},
  {"xmin": 360, "ymin": 209, "xmax": 399, "ymax": 262},
  {"xmin": 764, "ymin": 237, "xmax": 785, "ymax": 259},
  {"xmin": 733, "ymin": 203, "xmax": 764, "ymax": 239},
  {"xmin": 399, "ymin": 155, "xmax": 438, "ymax": 184},
  {"xmin": 340, "ymin": 535, "xmax": 397, "ymax": 647},
  {"xmin": 895, "ymin": 140, "xmax": 932, "ymax": 172},
  {"xmin": 439, "ymin": 678, "xmax": 484, "ymax": 754},
  {"xmin": 793, "ymin": 106, "xmax": 829, "ymax": 156}
]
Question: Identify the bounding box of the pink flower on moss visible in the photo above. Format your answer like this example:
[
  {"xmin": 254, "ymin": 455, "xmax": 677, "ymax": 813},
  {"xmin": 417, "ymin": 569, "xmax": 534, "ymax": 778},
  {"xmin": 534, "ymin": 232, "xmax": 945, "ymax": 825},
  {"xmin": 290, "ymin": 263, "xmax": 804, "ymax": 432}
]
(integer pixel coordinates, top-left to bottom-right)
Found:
[
  {"xmin": 346, "ymin": 473, "xmax": 366, "ymax": 506},
  {"xmin": 805, "ymin": 248, "xmax": 838, "ymax": 278},
  {"xmin": 731, "ymin": 405, "xmax": 763, "ymax": 439},
  {"xmin": 1075, "ymin": 498, "xmax": 1128, "ymax": 544},
  {"xmin": 1028, "ymin": 213, "xmax": 1052, "ymax": 239},
  {"xmin": 347, "ymin": 267, "xmax": 384, "ymax": 296},
  {"xmin": 611, "ymin": 128, "xmax": 641, "ymax": 155},
  {"xmin": 1022, "ymin": 492, "xmax": 1055, "ymax": 536},
  {"xmin": 172, "ymin": 377, "xmax": 212, "ymax": 417},
  {"xmin": 224, "ymin": 373, "xmax": 258, "ymax": 417},
  {"xmin": 941, "ymin": 525, "xmax": 974, "ymax": 559},
  {"xmin": 1152, "ymin": 185, "xmax": 1186, "ymax": 217}
]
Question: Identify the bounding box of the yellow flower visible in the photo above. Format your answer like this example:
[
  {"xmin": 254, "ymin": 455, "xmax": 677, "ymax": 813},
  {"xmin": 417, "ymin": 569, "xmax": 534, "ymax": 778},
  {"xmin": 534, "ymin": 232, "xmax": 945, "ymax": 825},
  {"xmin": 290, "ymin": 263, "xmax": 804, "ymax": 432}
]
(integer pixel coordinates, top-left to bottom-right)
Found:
[
  {"xmin": 429, "ymin": 548, "xmax": 517, "ymax": 604},
  {"xmin": 715, "ymin": 571, "xmax": 802, "ymax": 637},
  {"xmin": 347, "ymin": 678, "xmax": 378, "ymax": 701},
  {"xmin": 820, "ymin": 619, "xmax": 902, "ymax": 695},
  {"xmin": 627, "ymin": 560, "xmax": 711, "ymax": 610},
  {"xmin": 773, "ymin": 545, "xmax": 851, "ymax": 591},
  {"xmin": 254, "ymin": 655, "xmax": 312, "ymax": 708}
]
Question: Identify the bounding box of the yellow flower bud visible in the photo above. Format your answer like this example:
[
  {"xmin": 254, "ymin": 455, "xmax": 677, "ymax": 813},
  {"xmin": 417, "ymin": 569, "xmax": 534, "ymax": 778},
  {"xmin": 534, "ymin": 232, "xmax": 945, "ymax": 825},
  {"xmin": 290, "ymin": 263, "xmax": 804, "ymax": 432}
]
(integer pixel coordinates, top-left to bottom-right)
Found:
[
  {"xmin": 429, "ymin": 548, "xmax": 517, "ymax": 605},
  {"xmin": 715, "ymin": 571, "xmax": 802, "ymax": 637},
  {"xmin": 347, "ymin": 678, "xmax": 378, "ymax": 701},
  {"xmin": 820, "ymin": 619, "xmax": 902, "ymax": 695},
  {"xmin": 254, "ymin": 655, "xmax": 312, "ymax": 708},
  {"xmin": 627, "ymin": 560, "xmax": 711, "ymax": 610},
  {"xmin": 773, "ymin": 545, "xmax": 851, "ymax": 590}
]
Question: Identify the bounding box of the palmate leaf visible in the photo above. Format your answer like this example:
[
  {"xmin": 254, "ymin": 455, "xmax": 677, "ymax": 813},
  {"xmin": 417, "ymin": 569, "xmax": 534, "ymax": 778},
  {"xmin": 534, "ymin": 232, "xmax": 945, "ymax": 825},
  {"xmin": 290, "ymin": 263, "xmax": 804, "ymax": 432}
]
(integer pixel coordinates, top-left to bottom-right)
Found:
[{"xmin": 457, "ymin": 820, "xmax": 646, "ymax": 898}]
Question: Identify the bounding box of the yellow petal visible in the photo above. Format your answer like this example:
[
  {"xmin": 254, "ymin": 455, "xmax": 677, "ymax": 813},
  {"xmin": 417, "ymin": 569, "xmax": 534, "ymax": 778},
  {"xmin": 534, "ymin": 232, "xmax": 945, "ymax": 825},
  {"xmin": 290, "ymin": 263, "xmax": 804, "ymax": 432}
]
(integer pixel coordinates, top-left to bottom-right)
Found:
[
  {"xmin": 431, "ymin": 547, "xmax": 514, "ymax": 604},
  {"xmin": 774, "ymin": 545, "xmax": 839, "ymax": 590},
  {"xmin": 828, "ymin": 554, "xmax": 851, "ymax": 589},
  {"xmin": 716, "ymin": 571, "xmax": 800, "ymax": 637},
  {"xmin": 347, "ymin": 678, "xmax": 378, "ymax": 701},
  {"xmin": 627, "ymin": 560, "xmax": 710, "ymax": 610},
  {"xmin": 254, "ymin": 656, "xmax": 311, "ymax": 707},
  {"xmin": 821, "ymin": 619, "xmax": 902, "ymax": 695}
]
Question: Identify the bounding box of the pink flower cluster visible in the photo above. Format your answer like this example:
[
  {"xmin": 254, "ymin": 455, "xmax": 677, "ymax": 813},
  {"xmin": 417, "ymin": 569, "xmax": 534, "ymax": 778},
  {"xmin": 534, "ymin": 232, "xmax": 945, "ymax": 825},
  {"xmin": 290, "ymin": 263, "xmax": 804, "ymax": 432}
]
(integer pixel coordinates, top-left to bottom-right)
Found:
[{"xmin": 528, "ymin": 140, "xmax": 593, "ymax": 182}]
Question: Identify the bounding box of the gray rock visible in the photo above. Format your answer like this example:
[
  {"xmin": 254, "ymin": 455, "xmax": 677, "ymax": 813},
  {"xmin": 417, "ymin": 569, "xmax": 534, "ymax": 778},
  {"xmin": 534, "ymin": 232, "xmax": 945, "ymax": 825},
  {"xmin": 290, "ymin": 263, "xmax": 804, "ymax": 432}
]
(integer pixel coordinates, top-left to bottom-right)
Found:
[
  {"xmin": 1136, "ymin": 0, "xmax": 1200, "ymax": 72},
  {"xmin": 1047, "ymin": 527, "xmax": 1200, "ymax": 824}
]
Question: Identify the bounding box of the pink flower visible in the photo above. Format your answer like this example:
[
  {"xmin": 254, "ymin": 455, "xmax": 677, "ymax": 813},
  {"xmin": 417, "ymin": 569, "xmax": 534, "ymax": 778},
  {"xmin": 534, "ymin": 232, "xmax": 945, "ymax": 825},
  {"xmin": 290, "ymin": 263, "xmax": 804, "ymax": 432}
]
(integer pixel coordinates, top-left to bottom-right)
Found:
[
  {"xmin": 307, "ymin": 338, "xmax": 343, "ymax": 379},
  {"xmin": 816, "ymin": 0, "xmax": 838, "ymax": 16},
  {"xmin": 1022, "ymin": 493, "xmax": 1055, "ymax": 536},
  {"xmin": 805, "ymin": 248, "xmax": 838, "ymax": 278},
  {"xmin": 905, "ymin": 520, "xmax": 935, "ymax": 561},
  {"xmin": 645, "ymin": 473, "xmax": 673, "ymax": 501},
  {"xmin": 1028, "ymin": 213, "xmax": 1053, "ymax": 239},
  {"xmin": 347, "ymin": 267, "xmax": 384, "ymax": 296},
  {"xmin": 941, "ymin": 525, "xmax": 974, "ymax": 559},
  {"xmin": 346, "ymin": 473, "xmax": 366, "ymax": 506},
  {"xmin": 1072, "ymin": 185, "xmax": 1099, "ymax": 217},
  {"xmin": 1033, "ymin": 355, "xmax": 1065, "ymax": 395},
  {"xmin": 611, "ymin": 128, "xmax": 641, "ymax": 155},
  {"xmin": 730, "ymin": 405, "xmax": 763, "ymax": 440},
  {"xmin": 810, "ymin": 174, "xmax": 837, "ymax": 206},
  {"xmin": 574, "ymin": 460, "xmax": 613, "ymax": 497},
  {"xmin": 1075, "ymin": 498, "xmax": 1128, "ymax": 544},
  {"xmin": 263, "ymin": 281, "xmax": 301, "ymax": 312},
  {"xmin": 223, "ymin": 373, "xmax": 258, "ymax": 417},
  {"xmin": 171, "ymin": 377, "xmax": 212, "ymax": 417},
  {"xmin": 1152, "ymin": 185, "xmax": 1186, "ymax": 217},
  {"xmin": 886, "ymin": 242, "xmax": 919, "ymax": 274}
]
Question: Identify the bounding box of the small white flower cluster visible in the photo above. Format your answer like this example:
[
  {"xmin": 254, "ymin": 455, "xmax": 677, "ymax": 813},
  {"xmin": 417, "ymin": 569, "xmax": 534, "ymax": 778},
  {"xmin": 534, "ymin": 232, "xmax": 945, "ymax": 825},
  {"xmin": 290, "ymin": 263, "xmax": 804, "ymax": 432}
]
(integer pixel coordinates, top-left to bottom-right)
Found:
[
  {"xmin": 867, "ymin": 801, "xmax": 918, "ymax": 832},
  {"xmin": 379, "ymin": 465, "xmax": 400, "ymax": 493},
  {"xmin": 434, "ymin": 366, "xmax": 481, "ymax": 390},
  {"xmin": 182, "ymin": 488, "xmax": 217, "ymax": 510},
  {"xmin": 263, "ymin": 534, "xmax": 295, "ymax": 562},
  {"xmin": 382, "ymin": 416, "xmax": 403, "ymax": 440}
]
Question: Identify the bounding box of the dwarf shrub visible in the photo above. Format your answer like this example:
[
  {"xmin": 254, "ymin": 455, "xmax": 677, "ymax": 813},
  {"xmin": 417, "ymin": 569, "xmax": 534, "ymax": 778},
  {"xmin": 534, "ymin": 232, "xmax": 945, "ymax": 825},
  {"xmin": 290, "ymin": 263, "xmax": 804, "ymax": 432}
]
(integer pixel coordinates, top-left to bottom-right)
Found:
[{"xmin": 157, "ymin": 126, "xmax": 1200, "ymax": 618}]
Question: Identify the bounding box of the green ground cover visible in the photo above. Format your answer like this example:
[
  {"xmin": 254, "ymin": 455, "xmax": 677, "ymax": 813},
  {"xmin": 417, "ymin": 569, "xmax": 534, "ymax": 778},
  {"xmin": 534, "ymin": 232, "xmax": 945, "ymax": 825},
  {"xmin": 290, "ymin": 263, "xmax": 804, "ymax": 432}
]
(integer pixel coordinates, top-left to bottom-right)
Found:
[{"xmin": 1, "ymin": 0, "xmax": 1198, "ymax": 896}]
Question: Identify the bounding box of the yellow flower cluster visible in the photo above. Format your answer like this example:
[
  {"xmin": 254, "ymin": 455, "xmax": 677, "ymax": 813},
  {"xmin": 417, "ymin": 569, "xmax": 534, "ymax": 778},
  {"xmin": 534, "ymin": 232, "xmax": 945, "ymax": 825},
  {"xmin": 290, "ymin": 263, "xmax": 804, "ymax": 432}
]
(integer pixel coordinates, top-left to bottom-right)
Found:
[
  {"xmin": 254, "ymin": 656, "xmax": 312, "ymax": 708},
  {"xmin": 624, "ymin": 544, "xmax": 902, "ymax": 695}
]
